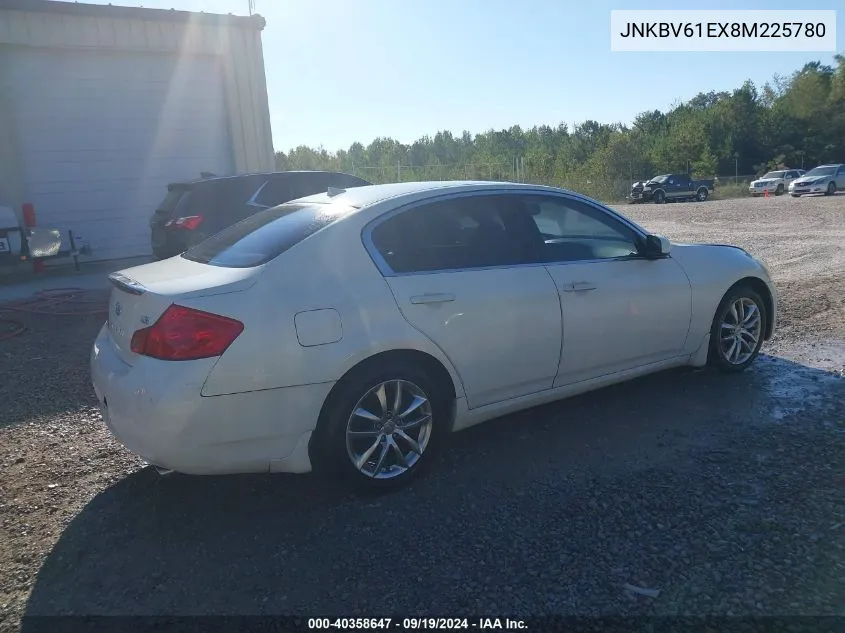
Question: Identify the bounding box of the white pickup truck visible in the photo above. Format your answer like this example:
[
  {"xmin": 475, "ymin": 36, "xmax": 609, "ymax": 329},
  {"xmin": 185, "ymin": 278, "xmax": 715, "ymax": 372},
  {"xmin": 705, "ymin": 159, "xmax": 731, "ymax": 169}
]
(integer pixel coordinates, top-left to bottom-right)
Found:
[{"xmin": 749, "ymin": 169, "xmax": 805, "ymax": 196}]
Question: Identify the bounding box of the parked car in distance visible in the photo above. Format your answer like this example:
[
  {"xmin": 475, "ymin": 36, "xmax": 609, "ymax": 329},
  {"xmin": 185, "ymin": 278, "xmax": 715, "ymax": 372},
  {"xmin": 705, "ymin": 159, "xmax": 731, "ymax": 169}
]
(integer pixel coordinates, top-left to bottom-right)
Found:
[
  {"xmin": 629, "ymin": 173, "xmax": 715, "ymax": 204},
  {"xmin": 149, "ymin": 171, "xmax": 372, "ymax": 259},
  {"xmin": 788, "ymin": 164, "xmax": 845, "ymax": 197},
  {"xmin": 93, "ymin": 181, "xmax": 777, "ymax": 492},
  {"xmin": 749, "ymin": 169, "xmax": 805, "ymax": 196}
]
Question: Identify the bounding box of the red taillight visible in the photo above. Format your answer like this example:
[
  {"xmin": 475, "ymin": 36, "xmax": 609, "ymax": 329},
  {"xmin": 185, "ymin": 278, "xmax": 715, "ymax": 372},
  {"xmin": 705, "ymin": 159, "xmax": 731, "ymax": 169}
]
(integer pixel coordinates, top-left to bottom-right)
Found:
[
  {"xmin": 130, "ymin": 304, "xmax": 244, "ymax": 361},
  {"xmin": 169, "ymin": 215, "xmax": 204, "ymax": 230}
]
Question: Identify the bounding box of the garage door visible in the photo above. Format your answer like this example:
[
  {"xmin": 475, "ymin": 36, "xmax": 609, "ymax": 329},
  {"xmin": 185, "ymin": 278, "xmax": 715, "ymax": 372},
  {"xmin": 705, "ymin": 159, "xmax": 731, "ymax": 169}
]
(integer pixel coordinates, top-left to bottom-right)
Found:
[{"xmin": 2, "ymin": 47, "xmax": 233, "ymax": 260}]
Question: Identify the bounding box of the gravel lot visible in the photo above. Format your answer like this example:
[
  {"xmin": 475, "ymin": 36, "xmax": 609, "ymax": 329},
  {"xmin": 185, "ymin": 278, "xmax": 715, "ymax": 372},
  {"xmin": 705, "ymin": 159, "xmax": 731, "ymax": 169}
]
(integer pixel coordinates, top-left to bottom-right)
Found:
[{"xmin": 1, "ymin": 193, "xmax": 844, "ymax": 629}]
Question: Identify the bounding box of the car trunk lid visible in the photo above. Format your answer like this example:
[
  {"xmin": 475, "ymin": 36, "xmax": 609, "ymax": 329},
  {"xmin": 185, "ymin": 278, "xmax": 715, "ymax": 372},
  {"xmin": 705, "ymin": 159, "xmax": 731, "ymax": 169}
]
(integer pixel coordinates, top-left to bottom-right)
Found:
[{"xmin": 106, "ymin": 257, "xmax": 261, "ymax": 366}]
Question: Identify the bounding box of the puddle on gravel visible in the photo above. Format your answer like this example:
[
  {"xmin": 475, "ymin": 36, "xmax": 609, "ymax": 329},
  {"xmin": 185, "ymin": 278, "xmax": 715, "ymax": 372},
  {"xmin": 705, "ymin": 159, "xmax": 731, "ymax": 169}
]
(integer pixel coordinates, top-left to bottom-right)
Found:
[{"xmin": 756, "ymin": 341, "xmax": 845, "ymax": 423}]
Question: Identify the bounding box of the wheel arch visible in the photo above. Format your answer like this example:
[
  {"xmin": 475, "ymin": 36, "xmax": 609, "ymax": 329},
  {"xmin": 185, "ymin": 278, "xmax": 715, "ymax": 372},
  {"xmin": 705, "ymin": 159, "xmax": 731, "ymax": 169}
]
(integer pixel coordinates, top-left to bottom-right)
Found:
[
  {"xmin": 727, "ymin": 276, "xmax": 775, "ymax": 340},
  {"xmin": 316, "ymin": 348, "xmax": 460, "ymax": 434},
  {"xmin": 308, "ymin": 348, "xmax": 460, "ymax": 484}
]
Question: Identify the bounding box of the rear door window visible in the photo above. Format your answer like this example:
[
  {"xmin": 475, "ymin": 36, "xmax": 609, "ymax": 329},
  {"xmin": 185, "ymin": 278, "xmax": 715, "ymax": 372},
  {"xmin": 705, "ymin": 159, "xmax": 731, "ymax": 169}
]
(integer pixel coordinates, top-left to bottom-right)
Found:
[
  {"xmin": 370, "ymin": 195, "xmax": 539, "ymax": 273},
  {"xmin": 181, "ymin": 201, "xmax": 354, "ymax": 268}
]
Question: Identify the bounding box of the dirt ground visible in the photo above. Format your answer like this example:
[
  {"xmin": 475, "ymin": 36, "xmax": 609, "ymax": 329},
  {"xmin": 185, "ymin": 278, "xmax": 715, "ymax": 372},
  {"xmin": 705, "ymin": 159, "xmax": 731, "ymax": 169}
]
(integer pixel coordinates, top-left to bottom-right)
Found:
[{"xmin": 1, "ymin": 193, "xmax": 844, "ymax": 629}]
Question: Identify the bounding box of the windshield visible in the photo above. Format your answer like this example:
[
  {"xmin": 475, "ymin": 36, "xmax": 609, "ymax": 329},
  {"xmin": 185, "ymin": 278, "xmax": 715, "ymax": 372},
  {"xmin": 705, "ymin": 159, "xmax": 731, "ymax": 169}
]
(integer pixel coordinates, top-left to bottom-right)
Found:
[
  {"xmin": 762, "ymin": 171, "xmax": 785, "ymax": 179},
  {"xmin": 805, "ymin": 166, "xmax": 836, "ymax": 177},
  {"xmin": 652, "ymin": 175, "xmax": 669, "ymax": 183},
  {"xmin": 181, "ymin": 201, "xmax": 354, "ymax": 268}
]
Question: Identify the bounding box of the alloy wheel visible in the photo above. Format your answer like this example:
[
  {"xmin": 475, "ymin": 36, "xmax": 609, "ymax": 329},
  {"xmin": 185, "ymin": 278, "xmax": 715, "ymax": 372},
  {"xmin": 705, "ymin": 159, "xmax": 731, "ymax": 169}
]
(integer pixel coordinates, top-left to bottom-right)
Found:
[
  {"xmin": 719, "ymin": 297, "xmax": 762, "ymax": 365},
  {"xmin": 345, "ymin": 380, "xmax": 433, "ymax": 479}
]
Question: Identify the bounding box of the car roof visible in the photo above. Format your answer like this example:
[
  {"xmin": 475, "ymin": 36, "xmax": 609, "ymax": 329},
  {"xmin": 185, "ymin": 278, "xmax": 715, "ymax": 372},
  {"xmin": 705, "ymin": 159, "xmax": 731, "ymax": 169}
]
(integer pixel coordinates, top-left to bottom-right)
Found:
[{"xmin": 294, "ymin": 180, "xmax": 558, "ymax": 209}]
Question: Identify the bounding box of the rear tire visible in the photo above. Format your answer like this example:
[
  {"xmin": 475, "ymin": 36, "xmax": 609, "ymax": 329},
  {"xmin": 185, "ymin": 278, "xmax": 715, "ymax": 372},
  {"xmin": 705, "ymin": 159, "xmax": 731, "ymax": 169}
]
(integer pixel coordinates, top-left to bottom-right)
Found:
[
  {"xmin": 696, "ymin": 187, "xmax": 709, "ymax": 202},
  {"xmin": 791, "ymin": 194, "xmax": 800, "ymax": 198},
  {"xmin": 776, "ymin": 184, "xmax": 784, "ymax": 195},
  {"xmin": 708, "ymin": 285, "xmax": 767, "ymax": 373},
  {"xmin": 312, "ymin": 360, "xmax": 448, "ymax": 493}
]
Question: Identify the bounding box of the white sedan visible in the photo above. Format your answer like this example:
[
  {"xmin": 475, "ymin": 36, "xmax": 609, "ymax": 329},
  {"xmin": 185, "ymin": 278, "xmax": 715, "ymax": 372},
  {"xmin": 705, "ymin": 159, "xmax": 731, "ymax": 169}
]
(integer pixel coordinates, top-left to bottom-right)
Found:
[{"xmin": 91, "ymin": 181, "xmax": 777, "ymax": 491}]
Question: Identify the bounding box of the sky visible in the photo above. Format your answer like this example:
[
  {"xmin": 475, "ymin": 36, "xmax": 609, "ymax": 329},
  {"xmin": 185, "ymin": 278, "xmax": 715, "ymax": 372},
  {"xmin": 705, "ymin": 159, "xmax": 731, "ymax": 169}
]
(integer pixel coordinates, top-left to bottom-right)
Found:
[{"xmin": 77, "ymin": 0, "xmax": 843, "ymax": 154}]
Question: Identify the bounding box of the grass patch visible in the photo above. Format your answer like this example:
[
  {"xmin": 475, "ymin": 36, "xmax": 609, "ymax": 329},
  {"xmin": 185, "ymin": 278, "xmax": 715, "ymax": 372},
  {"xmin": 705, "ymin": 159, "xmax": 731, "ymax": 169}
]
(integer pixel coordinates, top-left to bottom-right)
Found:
[{"xmin": 713, "ymin": 181, "xmax": 752, "ymax": 200}]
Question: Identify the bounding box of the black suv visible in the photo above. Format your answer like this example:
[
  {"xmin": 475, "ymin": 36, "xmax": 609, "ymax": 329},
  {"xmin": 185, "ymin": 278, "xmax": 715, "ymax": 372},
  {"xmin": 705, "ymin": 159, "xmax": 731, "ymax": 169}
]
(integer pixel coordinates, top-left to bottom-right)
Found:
[{"xmin": 150, "ymin": 170, "xmax": 372, "ymax": 259}]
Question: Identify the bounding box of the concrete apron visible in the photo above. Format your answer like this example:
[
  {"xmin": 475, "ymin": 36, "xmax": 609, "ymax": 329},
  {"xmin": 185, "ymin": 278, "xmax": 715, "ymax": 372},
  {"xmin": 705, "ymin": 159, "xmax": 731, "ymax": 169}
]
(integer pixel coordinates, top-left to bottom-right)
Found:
[{"xmin": 0, "ymin": 256, "xmax": 150, "ymax": 302}]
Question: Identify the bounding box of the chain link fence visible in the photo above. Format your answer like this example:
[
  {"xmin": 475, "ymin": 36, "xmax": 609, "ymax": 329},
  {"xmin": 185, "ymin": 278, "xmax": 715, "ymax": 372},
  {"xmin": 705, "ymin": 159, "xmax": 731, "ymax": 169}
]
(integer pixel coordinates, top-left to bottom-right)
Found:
[{"xmin": 314, "ymin": 159, "xmax": 764, "ymax": 202}]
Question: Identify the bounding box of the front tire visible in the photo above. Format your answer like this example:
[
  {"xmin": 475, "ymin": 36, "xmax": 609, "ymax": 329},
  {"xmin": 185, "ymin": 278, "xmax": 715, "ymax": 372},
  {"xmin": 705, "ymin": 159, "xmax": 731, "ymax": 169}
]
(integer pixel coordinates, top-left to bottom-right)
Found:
[
  {"xmin": 826, "ymin": 182, "xmax": 836, "ymax": 196},
  {"xmin": 653, "ymin": 190, "xmax": 666, "ymax": 204},
  {"xmin": 708, "ymin": 286, "xmax": 767, "ymax": 373},
  {"xmin": 313, "ymin": 361, "xmax": 447, "ymax": 492},
  {"xmin": 791, "ymin": 193, "xmax": 800, "ymax": 198}
]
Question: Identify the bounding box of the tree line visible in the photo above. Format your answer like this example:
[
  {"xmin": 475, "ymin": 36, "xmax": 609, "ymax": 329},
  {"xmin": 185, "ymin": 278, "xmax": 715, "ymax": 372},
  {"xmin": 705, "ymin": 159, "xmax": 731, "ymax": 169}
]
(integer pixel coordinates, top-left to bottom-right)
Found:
[{"xmin": 275, "ymin": 56, "xmax": 845, "ymax": 201}]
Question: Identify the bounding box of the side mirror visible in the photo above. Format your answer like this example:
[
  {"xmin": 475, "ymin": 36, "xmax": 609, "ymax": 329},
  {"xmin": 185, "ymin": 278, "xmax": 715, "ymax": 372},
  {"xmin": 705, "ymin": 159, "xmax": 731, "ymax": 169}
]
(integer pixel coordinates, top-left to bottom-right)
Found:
[{"xmin": 642, "ymin": 234, "xmax": 671, "ymax": 258}]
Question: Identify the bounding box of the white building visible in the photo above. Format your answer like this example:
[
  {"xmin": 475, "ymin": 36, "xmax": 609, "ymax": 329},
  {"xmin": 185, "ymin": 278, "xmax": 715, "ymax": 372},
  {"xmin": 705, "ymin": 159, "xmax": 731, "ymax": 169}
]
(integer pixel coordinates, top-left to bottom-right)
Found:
[{"xmin": 0, "ymin": 0, "xmax": 275, "ymax": 260}]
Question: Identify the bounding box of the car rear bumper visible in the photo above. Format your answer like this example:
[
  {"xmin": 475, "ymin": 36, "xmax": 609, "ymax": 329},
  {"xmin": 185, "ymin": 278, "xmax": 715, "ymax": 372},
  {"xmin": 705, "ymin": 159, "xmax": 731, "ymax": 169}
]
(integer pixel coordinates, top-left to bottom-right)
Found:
[{"xmin": 90, "ymin": 324, "xmax": 332, "ymax": 475}]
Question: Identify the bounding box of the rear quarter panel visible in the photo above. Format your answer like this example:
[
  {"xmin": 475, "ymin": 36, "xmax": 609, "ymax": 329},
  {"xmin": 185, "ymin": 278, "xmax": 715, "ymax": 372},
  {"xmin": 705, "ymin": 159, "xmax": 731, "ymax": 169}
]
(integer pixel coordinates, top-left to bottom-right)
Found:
[{"xmin": 196, "ymin": 214, "xmax": 466, "ymax": 398}]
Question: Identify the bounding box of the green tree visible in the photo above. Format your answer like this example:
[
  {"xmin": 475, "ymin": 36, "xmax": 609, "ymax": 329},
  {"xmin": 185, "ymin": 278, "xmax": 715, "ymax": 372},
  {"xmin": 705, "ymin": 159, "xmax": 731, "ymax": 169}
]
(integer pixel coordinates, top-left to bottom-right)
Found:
[{"xmin": 272, "ymin": 56, "xmax": 845, "ymax": 200}]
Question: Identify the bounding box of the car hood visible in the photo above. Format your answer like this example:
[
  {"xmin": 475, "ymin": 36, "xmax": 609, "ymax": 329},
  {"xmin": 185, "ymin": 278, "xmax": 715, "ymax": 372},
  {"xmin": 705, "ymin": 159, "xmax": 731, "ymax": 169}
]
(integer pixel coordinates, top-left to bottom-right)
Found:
[
  {"xmin": 671, "ymin": 241, "xmax": 750, "ymax": 254},
  {"xmin": 753, "ymin": 178, "xmax": 779, "ymax": 184},
  {"xmin": 793, "ymin": 175, "xmax": 830, "ymax": 184},
  {"xmin": 668, "ymin": 241, "xmax": 771, "ymax": 277}
]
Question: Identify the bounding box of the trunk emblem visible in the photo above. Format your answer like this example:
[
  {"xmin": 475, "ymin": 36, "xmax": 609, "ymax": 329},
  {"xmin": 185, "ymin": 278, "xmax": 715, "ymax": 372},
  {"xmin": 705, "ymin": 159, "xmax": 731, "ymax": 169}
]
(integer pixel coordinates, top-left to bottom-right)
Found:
[{"xmin": 114, "ymin": 302, "xmax": 122, "ymax": 317}]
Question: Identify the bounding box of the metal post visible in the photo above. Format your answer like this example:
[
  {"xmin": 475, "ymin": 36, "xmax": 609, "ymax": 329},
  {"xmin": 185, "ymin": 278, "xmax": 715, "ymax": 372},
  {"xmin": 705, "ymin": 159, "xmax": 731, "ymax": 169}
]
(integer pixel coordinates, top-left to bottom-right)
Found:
[{"xmin": 68, "ymin": 229, "xmax": 80, "ymax": 272}]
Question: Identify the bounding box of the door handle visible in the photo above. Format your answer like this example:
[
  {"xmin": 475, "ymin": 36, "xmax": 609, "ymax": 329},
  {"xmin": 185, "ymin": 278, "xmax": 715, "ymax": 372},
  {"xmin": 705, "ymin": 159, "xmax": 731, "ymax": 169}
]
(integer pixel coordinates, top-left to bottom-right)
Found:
[
  {"xmin": 562, "ymin": 282, "xmax": 597, "ymax": 293},
  {"xmin": 410, "ymin": 293, "xmax": 456, "ymax": 304}
]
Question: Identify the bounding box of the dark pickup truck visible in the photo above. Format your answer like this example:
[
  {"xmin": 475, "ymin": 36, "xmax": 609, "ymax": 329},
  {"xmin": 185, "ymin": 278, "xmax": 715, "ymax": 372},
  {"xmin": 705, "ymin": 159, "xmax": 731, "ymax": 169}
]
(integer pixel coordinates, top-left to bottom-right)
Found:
[{"xmin": 629, "ymin": 173, "xmax": 715, "ymax": 204}]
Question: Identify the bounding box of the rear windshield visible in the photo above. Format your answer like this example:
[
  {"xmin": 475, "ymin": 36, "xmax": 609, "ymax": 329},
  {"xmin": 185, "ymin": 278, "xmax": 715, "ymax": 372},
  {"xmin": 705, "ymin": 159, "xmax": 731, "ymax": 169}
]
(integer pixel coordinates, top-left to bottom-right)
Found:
[
  {"xmin": 181, "ymin": 202, "xmax": 354, "ymax": 268},
  {"xmin": 157, "ymin": 188, "xmax": 188, "ymax": 213},
  {"xmin": 172, "ymin": 183, "xmax": 221, "ymax": 216}
]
